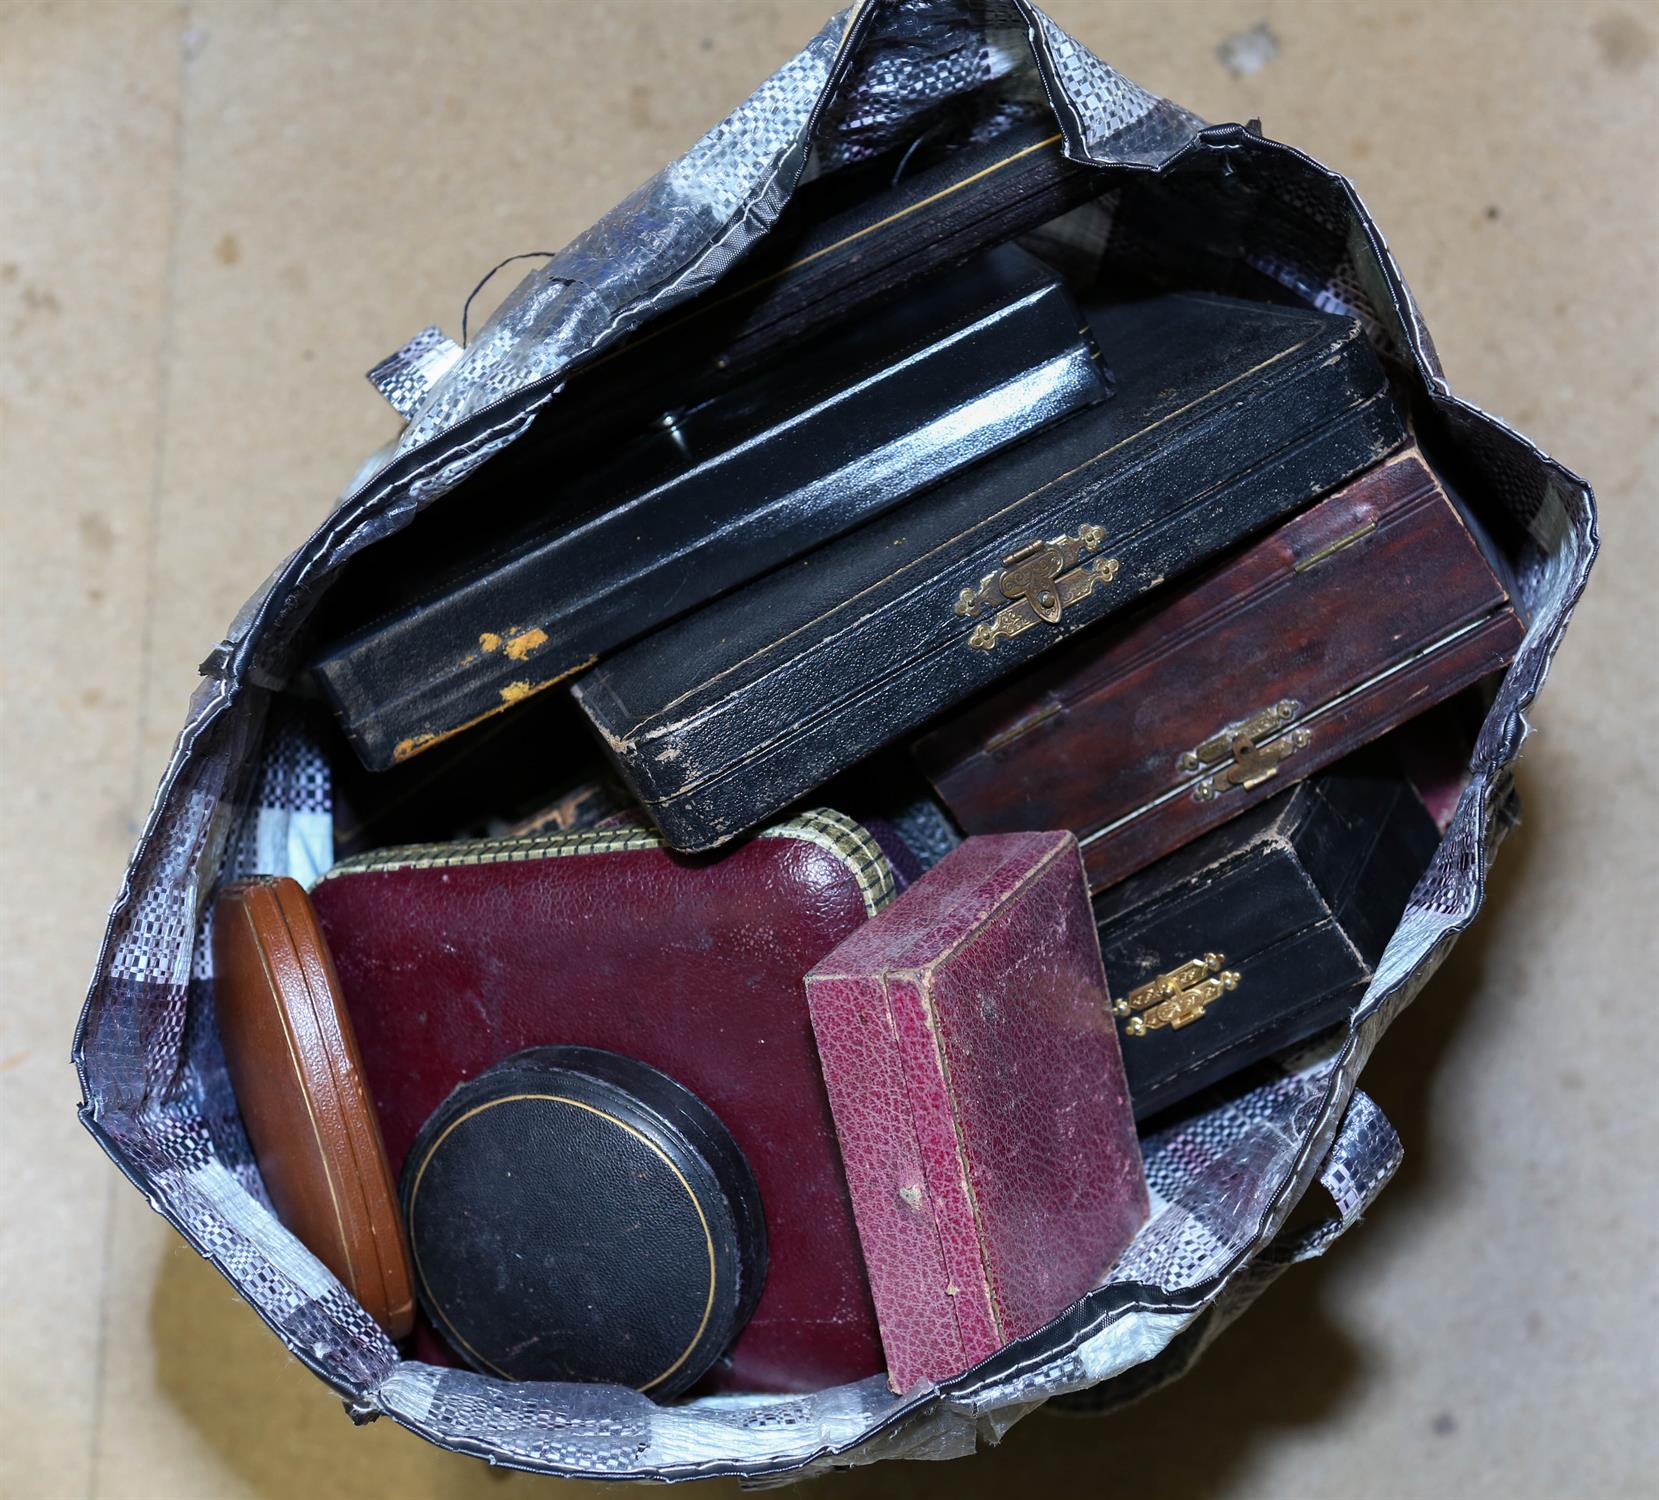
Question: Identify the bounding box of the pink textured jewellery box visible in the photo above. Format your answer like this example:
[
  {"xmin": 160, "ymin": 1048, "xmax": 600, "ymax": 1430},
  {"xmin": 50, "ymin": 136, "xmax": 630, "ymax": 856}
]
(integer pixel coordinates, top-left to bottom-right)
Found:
[{"xmin": 804, "ymin": 831, "xmax": 1148, "ymax": 1392}]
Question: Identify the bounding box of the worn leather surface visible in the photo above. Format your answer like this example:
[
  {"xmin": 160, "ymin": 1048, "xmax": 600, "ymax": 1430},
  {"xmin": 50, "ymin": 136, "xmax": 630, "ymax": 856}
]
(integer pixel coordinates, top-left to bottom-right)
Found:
[
  {"xmin": 211, "ymin": 877, "xmax": 414, "ymax": 1337},
  {"xmin": 400, "ymin": 1046, "xmax": 766, "ymax": 1396},
  {"xmin": 311, "ymin": 243, "xmax": 1105, "ymax": 771},
  {"xmin": 583, "ymin": 117, "xmax": 1105, "ymax": 397},
  {"xmin": 309, "ymin": 821, "xmax": 888, "ymax": 1392},
  {"xmin": 578, "ymin": 292, "xmax": 1405, "ymax": 852},
  {"xmin": 1094, "ymin": 755, "xmax": 1442, "ymax": 1119},
  {"xmin": 917, "ymin": 447, "xmax": 1524, "ymax": 891},
  {"xmin": 806, "ymin": 833, "xmax": 1146, "ymax": 1392},
  {"xmin": 424, "ymin": 117, "xmax": 1104, "ymax": 463}
]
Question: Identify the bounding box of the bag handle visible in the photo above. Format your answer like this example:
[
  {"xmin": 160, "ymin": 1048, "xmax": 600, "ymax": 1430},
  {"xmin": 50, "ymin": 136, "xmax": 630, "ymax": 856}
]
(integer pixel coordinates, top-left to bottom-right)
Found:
[{"xmin": 1266, "ymin": 1087, "xmax": 1402, "ymax": 1267}]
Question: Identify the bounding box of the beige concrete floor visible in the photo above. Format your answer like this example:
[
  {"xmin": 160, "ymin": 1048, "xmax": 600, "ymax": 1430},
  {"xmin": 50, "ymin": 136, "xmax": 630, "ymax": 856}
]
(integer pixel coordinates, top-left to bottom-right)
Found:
[{"xmin": 2, "ymin": 1, "xmax": 1655, "ymax": 1496}]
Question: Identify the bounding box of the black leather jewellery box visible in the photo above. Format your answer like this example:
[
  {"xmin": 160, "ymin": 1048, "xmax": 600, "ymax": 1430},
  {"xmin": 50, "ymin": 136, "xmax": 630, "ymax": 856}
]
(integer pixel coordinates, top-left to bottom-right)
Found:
[
  {"xmin": 1094, "ymin": 750, "xmax": 1443, "ymax": 1120},
  {"xmin": 576, "ymin": 291, "xmax": 1407, "ymax": 852}
]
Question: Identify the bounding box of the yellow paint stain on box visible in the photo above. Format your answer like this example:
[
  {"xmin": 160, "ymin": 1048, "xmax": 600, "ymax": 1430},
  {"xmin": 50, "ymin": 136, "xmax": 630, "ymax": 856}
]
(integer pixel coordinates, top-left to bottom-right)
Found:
[{"xmin": 503, "ymin": 626, "xmax": 548, "ymax": 661}]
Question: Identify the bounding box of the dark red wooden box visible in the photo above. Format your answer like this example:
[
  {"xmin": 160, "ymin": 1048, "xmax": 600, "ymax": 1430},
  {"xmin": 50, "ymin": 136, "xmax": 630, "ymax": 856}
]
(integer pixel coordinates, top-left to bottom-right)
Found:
[{"xmin": 915, "ymin": 447, "xmax": 1525, "ymax": 892}]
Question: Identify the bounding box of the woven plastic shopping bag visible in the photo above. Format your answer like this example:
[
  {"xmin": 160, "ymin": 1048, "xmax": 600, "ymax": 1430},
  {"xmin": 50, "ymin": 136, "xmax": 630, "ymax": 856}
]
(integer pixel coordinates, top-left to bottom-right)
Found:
[{"xmin": 74, "ymin": 0, "xmax": 1596, "ymax": 1482}]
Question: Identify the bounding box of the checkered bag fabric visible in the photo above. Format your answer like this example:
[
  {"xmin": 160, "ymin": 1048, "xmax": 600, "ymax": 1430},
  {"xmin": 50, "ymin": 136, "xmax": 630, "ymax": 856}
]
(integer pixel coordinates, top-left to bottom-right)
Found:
[{"xmin": 72, "ymin": 0, "xmax": 1596, "ymax": 1482}]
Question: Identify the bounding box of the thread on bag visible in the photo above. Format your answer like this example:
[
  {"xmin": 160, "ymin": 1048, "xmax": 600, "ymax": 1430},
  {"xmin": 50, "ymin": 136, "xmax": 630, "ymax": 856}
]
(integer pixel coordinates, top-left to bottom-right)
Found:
[{"xmin": 461, "ymin": 251, "xmax": 558, "ymax": 346}]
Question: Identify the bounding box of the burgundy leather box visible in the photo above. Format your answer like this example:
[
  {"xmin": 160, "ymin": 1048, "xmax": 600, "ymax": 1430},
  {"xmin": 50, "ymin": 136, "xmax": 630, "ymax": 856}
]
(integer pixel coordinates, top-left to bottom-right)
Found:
[
  {"xmin": 915, "ymin": 447, "xmax": 1525, "ymax": 892},
  {"xmin": 804, "ymin": 831, "xmax": 1146, "ymax": 1392},
  {"xmin": 309, "ymin": 809, "xmax": 893, "ymax": 1394}
]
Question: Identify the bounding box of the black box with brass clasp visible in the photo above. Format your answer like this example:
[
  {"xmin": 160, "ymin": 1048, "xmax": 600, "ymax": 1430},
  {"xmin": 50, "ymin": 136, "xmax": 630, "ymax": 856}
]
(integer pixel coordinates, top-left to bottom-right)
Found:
[
  {"xmin": 308, "ymin": 243, "xmax": 1107, "ymax": 773},
  {"xmin": 576, "ymin": 291, "xmax": 1404, "ymax": 853},
  {"xmin": 1094, "ymin": 749, "xmax": 1442, "ymax": 1120}
]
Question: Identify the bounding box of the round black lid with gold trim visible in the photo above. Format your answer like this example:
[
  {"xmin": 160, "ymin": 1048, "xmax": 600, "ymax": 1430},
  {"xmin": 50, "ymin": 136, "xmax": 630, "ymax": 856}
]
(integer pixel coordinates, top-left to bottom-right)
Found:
[{"xmin": 401, "ymin": 1046, "xmax": 767, "ymax": 1397}]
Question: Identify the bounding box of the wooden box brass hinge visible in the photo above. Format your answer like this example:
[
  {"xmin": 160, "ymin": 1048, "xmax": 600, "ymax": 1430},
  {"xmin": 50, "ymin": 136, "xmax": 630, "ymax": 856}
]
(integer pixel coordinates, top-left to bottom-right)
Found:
[
  {"xmin": 954, "ymin": 523, "xmax": 1120, "ymax": 651},
  {"xmin": 1180, "ymin": 698, "xmax": 1312, "ymax": 802},
  {"xmin": 1113, "ymin": 953, "xmax": 1240, "ymax": 1036}
]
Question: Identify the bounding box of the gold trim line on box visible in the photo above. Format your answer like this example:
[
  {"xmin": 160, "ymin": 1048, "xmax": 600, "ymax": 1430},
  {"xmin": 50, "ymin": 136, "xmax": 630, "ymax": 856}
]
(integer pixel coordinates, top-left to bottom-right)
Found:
[
  {"xmin": 954, "ymin": 523, "xmax": 1120, "ymax": 651},
  {"xmin": 1180, "ymin": 698, "xmax": 1312, "ymax": 802},
  {"xmin": 1114, "ymin": 953, "xmax": 1240, "ymax": 1036},
  {"xmin": 1291, "ymin": 519, "xmax": 1378, "ymax": 573}
]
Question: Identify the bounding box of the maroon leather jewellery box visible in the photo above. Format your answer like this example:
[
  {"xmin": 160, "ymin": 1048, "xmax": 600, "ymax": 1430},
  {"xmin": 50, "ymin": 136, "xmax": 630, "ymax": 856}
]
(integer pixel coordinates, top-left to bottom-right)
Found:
[
  {"xmin": 309, "ymin": 809, "xmax": 894, "ymax": 1393},
  {"xmin": 805, "ymin": 831, "xmax": 1147, "ymax": 1392}
]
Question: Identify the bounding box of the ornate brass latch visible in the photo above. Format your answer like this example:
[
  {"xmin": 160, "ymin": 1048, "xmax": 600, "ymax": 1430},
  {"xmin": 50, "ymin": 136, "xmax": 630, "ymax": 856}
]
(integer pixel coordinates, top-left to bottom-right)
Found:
[
  {"xmin": 1180, "ymin": 699, "xmax": 1312, "ymax": 802},
  {"xmin": 954, "ymin": 524, "xmax": 1120, "ymax": 651},
  {"xmin": 1114, "ymin": 953, "xmax": 1240, "ymax": 1036}
]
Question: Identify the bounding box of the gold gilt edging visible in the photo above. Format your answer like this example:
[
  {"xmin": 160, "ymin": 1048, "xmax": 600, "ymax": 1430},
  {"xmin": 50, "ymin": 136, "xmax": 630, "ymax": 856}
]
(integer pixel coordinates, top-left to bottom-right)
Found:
[
  {"xmin": 319, "ymin": 824, "xmax": 665, "ymax": 877},
  {"xmin": 760, "ymin": 807, "xmax": 897, "ymax": 916},
  {"xmin": 317, "ymin": 807, "xmax": 896, "ymax": 916}
]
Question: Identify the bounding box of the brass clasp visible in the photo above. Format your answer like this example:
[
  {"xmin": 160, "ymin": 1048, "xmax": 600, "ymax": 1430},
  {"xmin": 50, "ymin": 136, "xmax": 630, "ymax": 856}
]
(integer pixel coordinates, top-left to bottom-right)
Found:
[
  {"xmin": 954, "ymin": 523, "xmax": 1120, "ymax": 651},
  {"xmin": 1114, "ymin": 953, "xmax": 1240, "ymax": 1036},
  {"xmin": 1180, "ymin": 699, "xmax": 1312, "ymax": 802}
]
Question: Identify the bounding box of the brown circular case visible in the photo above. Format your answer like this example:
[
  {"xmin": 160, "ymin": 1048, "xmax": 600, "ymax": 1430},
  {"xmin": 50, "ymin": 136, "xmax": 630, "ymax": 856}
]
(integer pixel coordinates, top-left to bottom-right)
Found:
[{"xmin": 213, "ymin": 875, "xmax": 414, "ymax": 1338}]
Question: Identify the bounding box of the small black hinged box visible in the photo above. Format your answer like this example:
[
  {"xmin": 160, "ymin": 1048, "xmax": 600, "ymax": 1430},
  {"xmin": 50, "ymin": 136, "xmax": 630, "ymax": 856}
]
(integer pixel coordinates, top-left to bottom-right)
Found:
[{"xmin": 1094, "ymin": 750, "xmax": 1442, "ymax": 1120}]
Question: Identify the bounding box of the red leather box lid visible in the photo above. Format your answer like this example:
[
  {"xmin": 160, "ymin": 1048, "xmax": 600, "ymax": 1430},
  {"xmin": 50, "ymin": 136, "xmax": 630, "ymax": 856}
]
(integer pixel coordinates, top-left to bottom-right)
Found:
[{"xmin": 806, "ymin": 832, "xmax": 1146, "ymax": 1390}]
